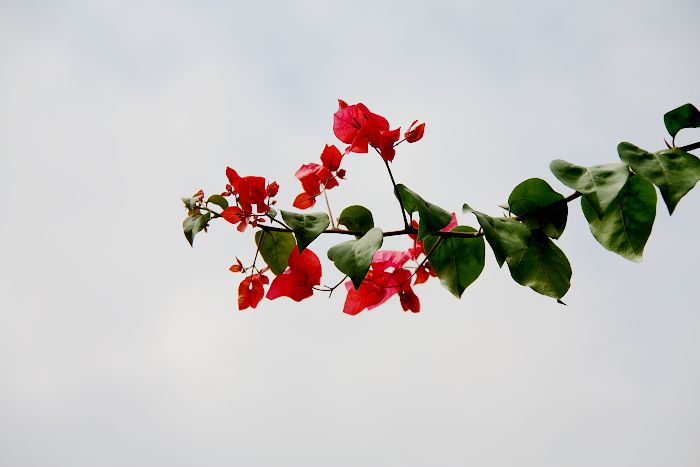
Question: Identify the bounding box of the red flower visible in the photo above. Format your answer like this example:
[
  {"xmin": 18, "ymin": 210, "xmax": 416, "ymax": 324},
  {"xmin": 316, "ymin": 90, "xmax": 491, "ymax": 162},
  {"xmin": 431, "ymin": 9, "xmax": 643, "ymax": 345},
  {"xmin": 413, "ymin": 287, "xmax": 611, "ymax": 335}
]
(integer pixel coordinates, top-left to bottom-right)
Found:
[
  {"xmin": 229, "ymin": 257, "xmax": 244, "ymax": 273},
  {"xmin": 379, "ymin": 128, "xmax": 401, "ymax": 162},
  {"xmin": 333, "ymin": 99, "xmax": 389, "ymax": 153},
  {"xmin": 266, "ymin": 247, "xmax": 322, "ymax": 302},
  {"xmin": 293, "ymin": 144, "xmax": 345, "ymax": 210},
  {"xmin": 342, "ymin": 250, "xmax": 420, "ymax": 315},
  {"xmin": 222, "ymin": 206, "xmax": 249, "ymax": 232},
  {"xmin": 414, "ymin": 262, "xmax": 436, "ymax": 285},
  {"xmin": 404, "ymin": 120, "xmax": 426, "ymax": 143},
  {"xmin": 226, "ymin": 167, "xmax": 271, "ymax": 214},
  {"xmin": 238, "ymin": 273, "xmax": 269, "ymax": 310}
]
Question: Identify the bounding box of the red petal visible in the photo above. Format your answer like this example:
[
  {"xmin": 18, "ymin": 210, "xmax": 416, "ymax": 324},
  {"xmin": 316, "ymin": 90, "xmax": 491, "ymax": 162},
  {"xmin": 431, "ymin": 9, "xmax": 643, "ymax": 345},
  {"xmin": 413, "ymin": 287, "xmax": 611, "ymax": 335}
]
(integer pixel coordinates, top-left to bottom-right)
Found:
[
  {"xmin": 404, "ymin": 122, "xmax": 425, "ymax": 143},
  {"xmin": 287, "ymin": 247, "xmax": 322, "ymax": 285},
  {"xmin": 295, "ymin": 163, "xmax": 323, "ymax": 195},
  {"xmin": 266, "ymin": 181, "xmax": 279, "ymax": 197},
  {"xmin": 399, "ymin": 288, "xmax": 420, "ymax": 313},
  {"xmin": 226, "ymin": 167, "xmax": 241, "ymax": 190},
  {"xmin": 379, "ymin": 128, "xmax": 401, "ymax": 162},
  {"xmin": 238, "ymin": 275, "xmax": 265, "ymax": 310},
  {"xmin": 222, "ymin": 206, "xmax": 245, "ymax": 224},
  {"xmin": 320, "ymin": 144, "xmax": 343, "ymax": 171},
  {"xmin": 293, "ymin": 192, "xmax": 316, "ymax": 209}
]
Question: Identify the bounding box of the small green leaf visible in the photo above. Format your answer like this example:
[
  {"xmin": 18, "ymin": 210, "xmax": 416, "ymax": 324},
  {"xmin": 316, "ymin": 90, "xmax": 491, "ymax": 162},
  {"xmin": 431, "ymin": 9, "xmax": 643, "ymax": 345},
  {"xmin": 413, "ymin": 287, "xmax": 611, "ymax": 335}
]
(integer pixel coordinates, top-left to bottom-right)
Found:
[
  {"xmin": 506, "ymin": 230, "xmax": 571, "ymax": 299},
  {"xmin": 183, "ymin": 212, "xmax": 210, "ymax": 247},
  {"xmin": 255, "ymin": 230, "xmax": 296, "ymax": 275},
  {"xmin": 266, "ymin": 208, "xmax": 278, "ymax": 219},
  {"xmin": 395, "ymin": 184, "xmax": 452, "ymax": 240},
  {"xmin": 327, "ymin": 228, "xmax": 384, "ymax": 289},
  {"xmin": 581, "ymin": 175, "xmax": 656, "ymax": 262},
  {"xmin": 280, "ymin": 211, "xmax": 330, "ymax": 252},
  {"xmin": 468, "ymin": 209, "xmax": 531, "ymax": 267},
  {"xmin": 422, "ymin": 226, "xmax": 485, "ymax": 298},
  {"xmin": 507, "ymin": 178, "xmax": 568, "ymax": 238},
  {"xmin": 337, "ymin": 205, "xmax": 374, "ymax": 236},
  {"xmin": 207, "ymin": 194, "xmax": 229, "ymax": 210},
  {"xmin": 549, "ymin": 160, "xmax": 629, "ymax": 215},
  {"xmin": 181, "ymin": 196, "xmax": 197, "ymax": 211},
  {"xmin": 664, "ymin": 103, "xmax": 700, "ymax": 138},
  {"xmin": 618, "ymin": 142, "xmax": 700, "ymax": 214}
]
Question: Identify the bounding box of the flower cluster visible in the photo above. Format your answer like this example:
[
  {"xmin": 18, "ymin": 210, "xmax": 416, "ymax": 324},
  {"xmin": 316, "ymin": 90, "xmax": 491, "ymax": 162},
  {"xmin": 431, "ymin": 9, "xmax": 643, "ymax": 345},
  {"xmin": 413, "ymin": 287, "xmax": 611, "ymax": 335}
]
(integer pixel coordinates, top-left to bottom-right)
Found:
[{"xmin": 220, "ymin": 167, "xmax": 279, "ymax": 232}]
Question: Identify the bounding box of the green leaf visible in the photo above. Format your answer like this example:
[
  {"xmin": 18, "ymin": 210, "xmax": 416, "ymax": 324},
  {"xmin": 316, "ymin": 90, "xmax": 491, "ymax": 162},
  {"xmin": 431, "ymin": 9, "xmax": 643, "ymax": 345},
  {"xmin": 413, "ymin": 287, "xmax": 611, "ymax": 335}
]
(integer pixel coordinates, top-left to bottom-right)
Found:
[
  {"xmin": 327, "ymin": 228, "xmax": 384, "ymax": 289},
  {"xmin": 464, "ymin": 207, "xmax": 531, "ymax": 268},
  {"xmin": 337, "ymin": 205, "xmax": 374, "ymax": 236},
  {"xmin": 422, "ymin": 226, "xmax": 485, "ymax": 298},
  {"xmin": 395, "ymin": 184, "xmax": 452, "ymax": 240},
  {"xmin": 280, "ymin": 211, "xmax": 330, "ymax": 252},
  {"xmin": 581, "ymin": 175, "xmax": 656, "ymax": 262},
  {"xmin": 506, "ymin": 230, "xmax": 572, "ymax": 299},
  {"xmin": 183, "ymin": 212, "xmax": 210, "ymax": 247},
  {"xmin": 207, "ymin": 194, "xmax": 229, "ymax": 210},
  {"xmin": 181, "ymin": 196, "xmax": 197, "ymax": 211},
  {"xmin": 617, "ymin": 142, "xmax": 700, "ymax": 214},
  {"xmin": 549, "ymin": 160, "xmax": 629, "ymax": 216},
  {"xmin": 507, "ymin": 178, "xmax": 568, "ymax": 238},
  {"xmin": 664, "ymin": 103, "xmax": 700, "ymax": 138},
  {"xmin": 255, "ymin": 230, "xmax": 296, "ymax": 275},
  {"xmin": 266, "ymin": 207, "xmax": 278, "ymax": 219}
]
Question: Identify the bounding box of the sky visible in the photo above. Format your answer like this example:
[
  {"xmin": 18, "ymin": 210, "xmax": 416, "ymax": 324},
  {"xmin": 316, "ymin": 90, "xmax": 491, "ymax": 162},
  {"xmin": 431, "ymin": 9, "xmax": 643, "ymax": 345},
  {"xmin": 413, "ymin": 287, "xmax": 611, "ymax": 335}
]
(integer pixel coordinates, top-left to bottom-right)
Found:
[{"xmin": 1, "ymin": 0, "xmax": 699, "ymax": 466}]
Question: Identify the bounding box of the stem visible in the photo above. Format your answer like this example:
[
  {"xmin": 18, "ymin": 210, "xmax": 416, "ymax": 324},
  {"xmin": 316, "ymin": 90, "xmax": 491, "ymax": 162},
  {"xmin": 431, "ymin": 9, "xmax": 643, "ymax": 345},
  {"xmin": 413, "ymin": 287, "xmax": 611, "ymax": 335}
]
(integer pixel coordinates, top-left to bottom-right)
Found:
[
  {"xmin": 383, "ymin": 158, "xmax": 409, "ymax": 228},
  {"xmin": 679, "ymin": 141, "xmax": 700, "ymax": 152},
  {"xmin": 323, "ymin": 190, "xmax": 336, "ymax": 228}
]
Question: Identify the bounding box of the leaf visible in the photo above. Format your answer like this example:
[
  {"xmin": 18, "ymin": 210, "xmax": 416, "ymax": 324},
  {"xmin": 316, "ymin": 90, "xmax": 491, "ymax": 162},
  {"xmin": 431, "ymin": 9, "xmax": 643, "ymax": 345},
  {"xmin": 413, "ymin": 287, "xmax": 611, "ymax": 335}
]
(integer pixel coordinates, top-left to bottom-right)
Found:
[
  {"xmin": 463, "ymin": 206, "xmax": 531, "ymax": 267},
  {"xmin": 255, "ymin": 230, "xmax": 296, "ymax": 275},
  {"xmin": 181, "ymin": 196, "xmax": 197, "ymax": 211},
  {"xmin": 506, "ymin": 230, "xmax": 571, "ymax": 299},
  {"xmin": 507, "ymin": 178, "xmax": 568, "ymax": 238},
  {"xmin": 280, "ymin": 211, "xmax": 330, "ymax": 252},
  {"xmin": 581, "ymin": 175, "xmax": 656, "ymax": 262},
  {"xmin": 327, "ymin": 228, "xmax": 384, "ymax": 289},
  {"xmin": 422, "ymin": 226, "xmax": 485, "ymax": 298},
  {"xmin": 664, "ymin": 103, "xmax": 700, "ymax": 138},
  {"xmin": 395, "ymin": 184, "xmax": 452, "ymax": 240},
  {"xmin": 183, "ymin": 212, "xmax": 210, "ymax": 247},
  {"xmin": 617, "ymin": 142, "xmax": 700, "ymax": 214},
  {"xmin": 207, "ymin": 194, "xmax": 229, "ymax": 210},
  {"xmin": 337, "ymin": 205, "xmax": 374, "ymax": 236},
  {"xmin": 266, "ymin": 207, "xmax": 278, "ymax": 219},
  {"xmin": 549, "ymin": 160, "xmax": 629, "ymax": 216}
]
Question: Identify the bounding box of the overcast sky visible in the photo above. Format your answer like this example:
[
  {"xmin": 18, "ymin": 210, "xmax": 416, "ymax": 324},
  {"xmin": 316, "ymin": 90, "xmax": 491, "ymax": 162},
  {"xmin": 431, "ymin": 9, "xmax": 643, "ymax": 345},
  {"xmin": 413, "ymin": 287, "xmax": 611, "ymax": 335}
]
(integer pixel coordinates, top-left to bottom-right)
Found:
[{"xmin": 1, "ymin": 1, "xmax": 699, "ymax": 466}]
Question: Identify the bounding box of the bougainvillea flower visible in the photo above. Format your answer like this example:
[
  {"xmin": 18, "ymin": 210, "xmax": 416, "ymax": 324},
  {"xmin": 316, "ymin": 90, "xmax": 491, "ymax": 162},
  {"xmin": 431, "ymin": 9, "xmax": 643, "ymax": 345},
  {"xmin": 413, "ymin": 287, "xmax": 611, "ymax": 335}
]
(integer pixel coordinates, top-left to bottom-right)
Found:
[
  {"xmin": 229, "ymin": 257, "xmax": 244, "ymax": 273},
  {"xmin": 414, "ymin": 262, "xmax": 436, "ymax": 285},
  {"xmin": 379, "ymin": 128, "xmax": 401, "ymax": 162},
  {"xmin": 267, "ymin": 247, "xmax": 322, "ymax": 302},
  {"xmin": 333, "ymin": 100, "xmax": 390, "ymax": 153},
  {"xmin": 266, "ymin": 181, "xmax": 279, "ymax": 197},
  {"xmin": 226, "ymin": 167, "xmax": 270, "ymax": 213},
  {"xmin": 404, "ymin": 120, "xmax": 426, "ymax": 143},
  {"xmin": 238, "ymin": 273, "xmax": 269, "ymax": 310},
  {"xmin": 293, "ymin": 144, "xmax": 346, "ymax": 210},
  {"xmin": 295, "ymin": 163, "xmax": 330, "ymax": 196},
  {"xmin": 222, "ymin": 206, "xmax": 249, "ymax": 232},
  {"xmin": 342, "ymin": 251, "xmax": 420, "ymax": 315},
  {"xmin": 320, "ymin": 144, "xmax": 343, "ymax": 171}
]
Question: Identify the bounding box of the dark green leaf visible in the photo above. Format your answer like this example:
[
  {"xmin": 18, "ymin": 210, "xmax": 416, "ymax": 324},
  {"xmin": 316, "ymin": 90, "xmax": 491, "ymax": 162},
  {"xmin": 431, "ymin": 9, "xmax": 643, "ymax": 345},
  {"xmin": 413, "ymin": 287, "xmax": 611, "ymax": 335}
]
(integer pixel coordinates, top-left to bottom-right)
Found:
[
  {"xmin": 327, "ymin": 227, "xmax": 384, "ymax": 289},
  {"xmin": 618, "ymin": 142, "xmax": 700, "ymax": 214},
  {"xmin": 395, "ymin": 184, "xmax": 452, "ymax": 240},
  {"xmin": 506, "ymin": 230, "xmax": 571, "ymax": 299},
  {"xmin": 581, "ymin": 175, "xmax": 656, "ymax": 262},
  {"xmin": 463, "ymin": 206, "xmax": 531, "ymax": 268},
  {"xmin": 549, "ymin": 160, "xmax": 629, "ymax": 215},
  {"xmin": 255, "ymin": 230, "xmax": 296, "ymax": 275},
  {"xmin": 422, "ymin": 226, "xmax": 485, "ymax": 298},
  {"xmin": 337, "ymin": 205, "xmax": 374, "ymax": 236},
  {"xmin": 280, "ymin": 211, "xmax": 330, "ymax": 252},
  {"xmin": 664, "ymin": 103, "xmax": 700, "ymax": 138},
  {"xmin": 507, "ymin": 178, "xmax": 568, "ymax": 238},
  {"xmin": 207, "ymin": 194, "xmax": 229, "ymax": 210},
  {"xmin": 183, "ymin": 212, "xmax": 210, "ymax": 247}
]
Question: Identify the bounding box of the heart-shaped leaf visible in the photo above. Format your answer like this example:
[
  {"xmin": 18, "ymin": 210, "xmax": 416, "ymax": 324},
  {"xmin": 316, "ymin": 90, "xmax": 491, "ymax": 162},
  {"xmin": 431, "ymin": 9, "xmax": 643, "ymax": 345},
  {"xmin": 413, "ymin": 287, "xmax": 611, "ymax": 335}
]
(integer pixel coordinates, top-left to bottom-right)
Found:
[
  {"xmin": 581, "ymin": 175, "xmax": 656, "ymax": 262},
  {"xmin": 337, "ymin": 205, "xmax": 374, "ymax": 236},
  {"xmin": 281, "ymin": 211, "xmax": 330, "ymax": 252},
  {"xmin": 422, "ymin": 226, "xmax": 485, "ymax": 298},
  {"xmin": 549, "ymin": 160, "xmax": 629, "ymax": 216},
  {"xmin": 327, "ymin": 227, "xmax": 384, "ymax": 288},
  {"xmin": 395, "ymin": 184, "xmax": 452, "ymax": 240},
  {"xmin": 617, "ymin": 142, "xmax": 700, "ymax": 214},
  {"xmin": 207, "ymin": 194, "xmax": 229, "ymax": 210},
  {"xmin": 506, "ymin": 230, "xmax": 571, "ymax": 299},
  {"xmin": 507, "ymin": 178, "xmax": 568, "ymax": 238},
  {"xmin": 664, "ymin": 103, "xmax": 700, "ymax": 138},
  {"xmin": 255, "ymin": 230, "xmax": 296, "ymax": 275},
  {"xmin": 183, "ymin": 212, "xmax": 210, "ymax": 247},
  {"xmin": 463, "ymin": 205, "xmax": 531, "ymax": 267}
]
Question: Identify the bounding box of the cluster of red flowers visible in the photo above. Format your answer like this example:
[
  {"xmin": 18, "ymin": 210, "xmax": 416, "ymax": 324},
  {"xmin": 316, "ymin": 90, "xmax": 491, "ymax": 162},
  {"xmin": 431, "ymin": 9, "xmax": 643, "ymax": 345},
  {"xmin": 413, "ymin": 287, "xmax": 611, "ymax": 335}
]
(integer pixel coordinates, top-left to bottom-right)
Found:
[{"xmin": 222, "ymin": 99, "xmax": 430, "ymax": 313}]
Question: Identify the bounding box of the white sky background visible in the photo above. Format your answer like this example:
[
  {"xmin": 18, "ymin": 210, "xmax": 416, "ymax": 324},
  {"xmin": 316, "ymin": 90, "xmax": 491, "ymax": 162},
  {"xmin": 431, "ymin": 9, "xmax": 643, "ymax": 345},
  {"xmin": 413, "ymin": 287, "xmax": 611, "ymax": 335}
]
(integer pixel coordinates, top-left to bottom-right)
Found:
[{"xmin": 1, "ymin": 0, "xmax": 699, "ymax": 465}]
